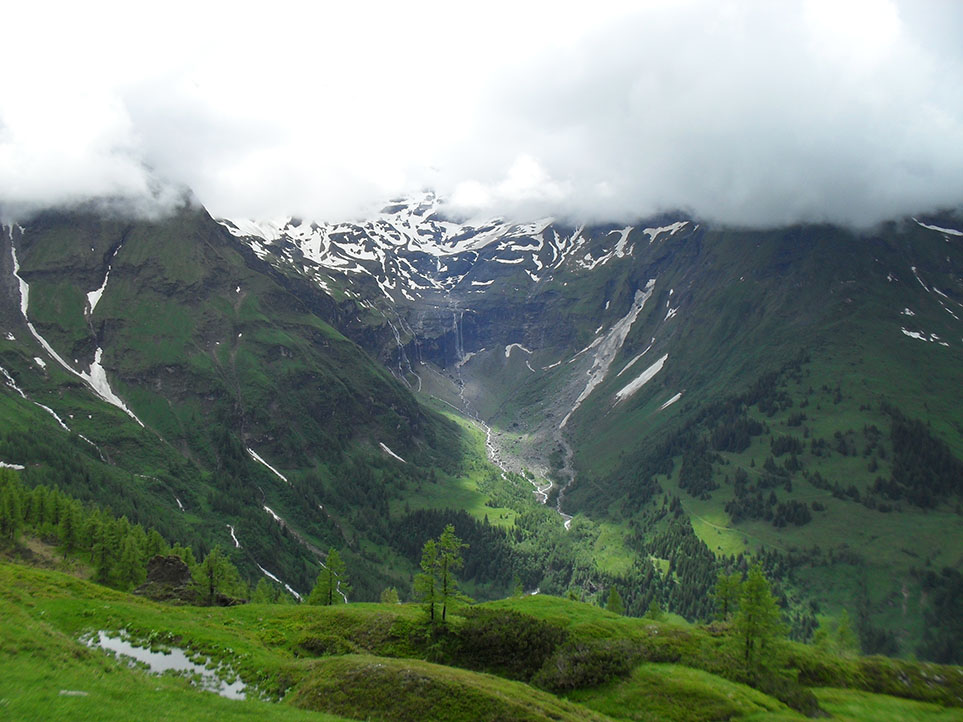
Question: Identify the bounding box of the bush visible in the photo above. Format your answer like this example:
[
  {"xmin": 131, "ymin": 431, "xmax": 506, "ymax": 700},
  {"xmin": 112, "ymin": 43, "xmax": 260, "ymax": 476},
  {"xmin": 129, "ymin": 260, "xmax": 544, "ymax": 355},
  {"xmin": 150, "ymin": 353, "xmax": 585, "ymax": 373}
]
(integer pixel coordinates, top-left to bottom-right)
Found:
[
  {"xmin": 293, "ymin": 632, "xmax": 359, "ymax": 657},
  {"xmin": 532, "ymin": 638, "xmax": 640, "ymax": 691},
  {"xmin": 444, "ymin": 608, "xmax": 567, "ymax": 681}
]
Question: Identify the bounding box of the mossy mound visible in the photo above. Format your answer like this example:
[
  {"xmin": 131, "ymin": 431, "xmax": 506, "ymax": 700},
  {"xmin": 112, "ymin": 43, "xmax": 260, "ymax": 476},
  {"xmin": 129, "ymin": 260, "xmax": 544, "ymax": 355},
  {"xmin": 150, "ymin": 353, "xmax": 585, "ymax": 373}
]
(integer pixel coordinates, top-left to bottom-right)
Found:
[{"xmin": 288, "ymin": 653, "xmax": 611, "ymax": 722}]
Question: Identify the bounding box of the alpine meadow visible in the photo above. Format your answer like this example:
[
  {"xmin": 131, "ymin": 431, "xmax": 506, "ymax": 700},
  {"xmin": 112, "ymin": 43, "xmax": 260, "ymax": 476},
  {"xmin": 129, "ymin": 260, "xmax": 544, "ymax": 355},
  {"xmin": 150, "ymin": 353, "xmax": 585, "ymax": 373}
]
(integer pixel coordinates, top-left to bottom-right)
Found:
[{"xmin": 1, "ymin": 1, "xmax": 963, "ymax": 720}]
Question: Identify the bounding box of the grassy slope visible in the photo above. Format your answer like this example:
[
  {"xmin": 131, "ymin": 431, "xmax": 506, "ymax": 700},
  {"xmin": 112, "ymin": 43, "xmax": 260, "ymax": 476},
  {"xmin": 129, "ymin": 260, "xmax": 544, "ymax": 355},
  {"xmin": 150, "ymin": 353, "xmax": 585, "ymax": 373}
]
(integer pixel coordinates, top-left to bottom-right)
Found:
[
  {"xmin": 2, "ymin": 560, "xmax": 961, "ymax": 722},
  {"xmin": 5, "ymin": 208, "xmax": 521, "ymax": 599},
  {"xmin": 546, "ymin": 223, "xmax": 963, "ymax": 651}
]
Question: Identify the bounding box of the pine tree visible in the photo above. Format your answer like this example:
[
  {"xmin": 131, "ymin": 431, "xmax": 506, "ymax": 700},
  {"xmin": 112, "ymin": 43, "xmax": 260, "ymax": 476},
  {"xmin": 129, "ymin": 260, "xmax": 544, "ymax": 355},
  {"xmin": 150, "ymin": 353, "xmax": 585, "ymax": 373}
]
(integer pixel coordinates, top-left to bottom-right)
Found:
[
  {"xmin": 732, "ymin": 564, "xmax": 784, "ymax": 676},
  {"xmin": 170, "ymin": 543, "xmax": 197, "ymax": 568},
  {"xmin": 437, "ymin": 524, "xmax": 469, "ymax": 622},
  {"xmin": 645, "ymin": 598, "xmax": 664, "ymax": 620},
  {"xmin": 512, "ymin": 574, "xmax": 524, "ymax": 598},
  {"xmin": 813, "ymin": 608, "xmax": 859, "ymax": 657},
  {"xmin": 713, "ymin": 571, "xmax": 742, "ymax": 620},
  {"xmin": 0, "ymin": 480, "xmax": 23, "ymax": 543},
  {"xmin": 145, "ymin": 529, "xmax": 168, "ymax": 558},
  {"xmin": 606, "ymin": 587, "xmax": 624, "ymax": 615},
  {"xmin": 117, "ymin": 536, "xmax": 145, "ymax": 590},
  {"xmin": 251, "ymin": 577, "xmax": 278, "ymax": 604},
  {"xmin": 307, "ymin": 548, "xmax": 349, "ymax": 606},
  {"xmin": 193, "ymin": 545, "xmax": 246, "ymax": 605},
  {"xmin": 414, "ymin": 538, "xmax": 439, "ymax": 621},
  {"xmin": 57, "ymin": 503, "xmax": 81, "ymax": 559},
  {"xmin": 380, "ymin": 587, "xmax": 400, "ymax": 604}
]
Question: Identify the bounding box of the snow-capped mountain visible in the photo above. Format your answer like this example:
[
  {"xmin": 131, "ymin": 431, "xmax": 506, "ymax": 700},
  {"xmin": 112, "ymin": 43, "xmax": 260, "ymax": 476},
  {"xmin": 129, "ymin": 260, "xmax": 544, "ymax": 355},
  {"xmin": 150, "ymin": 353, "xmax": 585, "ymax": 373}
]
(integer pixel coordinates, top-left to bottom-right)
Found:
[{"xmin": 218, "ymin": 192, "xmax": 694, "ymax": 305}]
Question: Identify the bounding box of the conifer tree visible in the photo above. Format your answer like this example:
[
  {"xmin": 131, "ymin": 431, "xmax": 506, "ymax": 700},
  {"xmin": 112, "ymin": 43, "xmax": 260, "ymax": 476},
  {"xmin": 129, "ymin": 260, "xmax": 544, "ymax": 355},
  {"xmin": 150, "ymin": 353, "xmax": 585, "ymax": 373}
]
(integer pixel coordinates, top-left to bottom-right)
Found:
[
  {"xmin": 437, "ymin": 524, "xmax": 469, "ymax": 621},
  {"xmin": 193, "ymin": 545, "xmax": 246, "ymax": 605},
  {"xmin": 414, "ymin": 538, "xmax": 439, "ymax": 621},
  {"xmin": 117, "ymin": 536, "xmax": 145, "ymax": 590},
  {"xmin": 645, "ymin": 597, "xmax": 664, "ymax": 620},
  {"xmin": 606, "ymin": 587, "xmax": 625, "ymax": 615},
  {"xmin": 252, "ymin": 577, "xmax": 278, "ymax": 604},
  {"xmin": 733, "ymin": 564, "xmax": 784, "ymax": 675},
  {"xmin": 58, "ymin": 503, "xmax": 81, "ymax": 559},
  {"xmin": 713, "ymin": 571, "xmax": 742, "ymax": 620},
  {"xmin": 145, "ymin": 529, "xmax": 168, "ymax": 558},
  {"xmin": 0, "ymin": 479, "xmax": 23, "ymax": 543},
  {"xmin": 307, "ymin": 548, "xmax": 349, "ymax": 605}
]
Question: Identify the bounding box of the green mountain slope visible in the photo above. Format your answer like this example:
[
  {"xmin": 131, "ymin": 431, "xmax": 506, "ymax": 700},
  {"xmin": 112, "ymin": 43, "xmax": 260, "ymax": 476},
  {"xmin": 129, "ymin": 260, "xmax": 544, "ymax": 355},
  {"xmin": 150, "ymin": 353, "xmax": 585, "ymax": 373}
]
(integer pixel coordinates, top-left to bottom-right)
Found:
[
  {"xmin": 2, "ymin": 199, "xmax": 960, "ymax": 662},
  {"xmin": 231, "ymin": 209, "xmax": 962, "ymax": 659},
  {"xmin": 2, "ymin": 560, "xmax": 960, "ymax": 722},
  {"xmin": 0, "ymin": 205, "xmax": 493, "ymax": 600}
]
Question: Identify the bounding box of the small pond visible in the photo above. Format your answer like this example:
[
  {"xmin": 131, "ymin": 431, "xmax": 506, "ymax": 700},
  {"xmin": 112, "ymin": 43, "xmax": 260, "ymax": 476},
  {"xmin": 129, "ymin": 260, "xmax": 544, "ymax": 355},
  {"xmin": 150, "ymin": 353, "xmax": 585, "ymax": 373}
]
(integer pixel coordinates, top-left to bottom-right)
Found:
[{"xmin": 86, "ymin": 631, "xmax": 246, "ymax": 700}]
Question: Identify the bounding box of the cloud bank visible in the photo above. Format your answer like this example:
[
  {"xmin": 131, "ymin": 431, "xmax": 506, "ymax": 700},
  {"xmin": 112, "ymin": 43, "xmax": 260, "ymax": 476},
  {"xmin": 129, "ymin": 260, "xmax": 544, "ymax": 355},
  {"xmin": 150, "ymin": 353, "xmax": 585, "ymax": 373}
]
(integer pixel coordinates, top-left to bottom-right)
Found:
[{"xmin": 2, "ymin": 0, "xmax": 962, "ymax": 227}]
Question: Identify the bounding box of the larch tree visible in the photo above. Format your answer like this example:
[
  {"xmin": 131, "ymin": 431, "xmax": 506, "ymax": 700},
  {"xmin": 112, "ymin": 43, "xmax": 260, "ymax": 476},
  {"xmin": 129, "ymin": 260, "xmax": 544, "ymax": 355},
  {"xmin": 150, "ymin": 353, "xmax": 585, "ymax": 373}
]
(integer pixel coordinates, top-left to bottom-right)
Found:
[
  {"xmin": 437, "ymin": 524, "xmax": 469, "ymax": 622},
  {"xmin": 713, "ymin": 571, "xmax": 743, "ymax": 621},
  {"xmin": 414, "ymin": 538, "xmax": 439, "ymax": 621},
  {"xmin": 193, "ymin": 545, "xmax": 246, "ymax": 605},
  {"xmin": 732, "ymin": 564, "xmax": 784, "ymax": 676},
  {"xmin": 308, "ymin": 548, "xmax": 349, "ymax": 606}
]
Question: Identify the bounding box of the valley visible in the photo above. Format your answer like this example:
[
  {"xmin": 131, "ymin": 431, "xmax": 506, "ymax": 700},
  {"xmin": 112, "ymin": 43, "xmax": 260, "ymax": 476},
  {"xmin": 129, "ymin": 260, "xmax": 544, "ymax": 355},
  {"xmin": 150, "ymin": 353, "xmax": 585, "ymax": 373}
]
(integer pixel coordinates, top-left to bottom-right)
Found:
[{"xmin": 0, "ymin": 196, "xmax": 960, "ymax": 666}]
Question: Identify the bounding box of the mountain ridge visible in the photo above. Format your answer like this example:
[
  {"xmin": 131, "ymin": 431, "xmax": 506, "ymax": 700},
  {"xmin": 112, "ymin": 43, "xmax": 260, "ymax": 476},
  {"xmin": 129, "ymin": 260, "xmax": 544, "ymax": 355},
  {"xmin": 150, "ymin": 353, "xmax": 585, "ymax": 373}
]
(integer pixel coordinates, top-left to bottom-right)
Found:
[{"xmin": 0, "ymin": 197, "xmax": 960, "ymax": 659}]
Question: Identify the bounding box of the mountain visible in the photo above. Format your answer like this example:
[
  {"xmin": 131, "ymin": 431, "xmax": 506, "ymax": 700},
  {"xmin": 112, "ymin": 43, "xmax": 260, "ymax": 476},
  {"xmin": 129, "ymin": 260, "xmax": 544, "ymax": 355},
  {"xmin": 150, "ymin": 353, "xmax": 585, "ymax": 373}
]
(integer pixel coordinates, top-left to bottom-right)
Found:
[
  {"xmin": 1, "ymin": 194, "xmax": 961, "ymax": 660},
  {"xmin": 0, "ymin": 203, "xmax": 472, "ymax": 600},
  {"xmin": 220, "ymin": 195, "xmax": 963, "ymax": 658}
]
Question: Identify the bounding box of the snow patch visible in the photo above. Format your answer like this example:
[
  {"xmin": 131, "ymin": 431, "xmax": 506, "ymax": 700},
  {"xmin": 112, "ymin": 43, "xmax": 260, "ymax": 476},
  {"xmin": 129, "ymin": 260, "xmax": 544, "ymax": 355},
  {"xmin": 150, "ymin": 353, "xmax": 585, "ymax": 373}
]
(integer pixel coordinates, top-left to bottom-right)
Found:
[
  {"xmin": 379, "ymin": 442, "xmax": 406, "ymax": 463},
  {"xmin": 10, "ymin": 245, "xmax": 143, "ymax": 426},
  {"xmin": 227, "ymin": 524, "xmax": 240, "ymax": 549},
  {"xmin": 0, "ymin": 364, "xmax": 70, "ymax": 431},
  {"xmin": 900, "ymin": 308, "xmax": 916, "ymax": 317},
  {"xmin": 910, "ymin": 266, "xmax": 930, "ymax": 292},
  {"xmin": 455, "ymin": 349, "xmax": 483, "ymax": 369},
  {"xmin": 615, "ymin": 354, "xmax": 669, "ymax": 402},
  {"xmin": 247, "ymin": 448, "xmax": 290, "ymax": 484},
  {"xmin": 914, "ymin": 219, "xmax": 963, "ymax": 237},
  {"xmin": 643, "ymin": 222, "xmax": 688, "ymax": 242},
  {"xmin": 255, "ymin": 562, "xmax": 303, "ymax": 601},
  {"xmin": 659, "ymin": 392, "xmax": 683, "ymax": 410},
  {"xmin": 618, "ymin": 343, "xmax": 654, "ymax": 377},
  {"xmin": 560, "ymin": 280, "xmax": 657, "ymax": 428},
  {"xmin": 33, "ymin": 357, "xmax": 46, "ymax": 368},
  {"xmin": 86, "ymin": 244, "xmax": 123, "ymax": 316},
  {"xmin": 0, "ymin": 461, "xmax": 25, "ymax": 470},
  {"xmin": 505, "ymin": 343, "xmax": 532, "ymax": 358},
  {"xmin": 174, "ymin": 497, "xmax": 185, "ymax": 512},
  {"xmin": 901, "ymin": 327, "xmax": 946, "ymax": 344}
]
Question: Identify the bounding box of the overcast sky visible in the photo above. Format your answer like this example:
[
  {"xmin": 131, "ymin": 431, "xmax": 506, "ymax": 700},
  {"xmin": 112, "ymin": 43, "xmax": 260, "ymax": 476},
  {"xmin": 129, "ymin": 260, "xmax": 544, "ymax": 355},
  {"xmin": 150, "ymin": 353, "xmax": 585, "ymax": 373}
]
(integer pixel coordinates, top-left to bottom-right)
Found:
[{"xmin": 2, "ymin": 0, "xmax": 962, "ymax": 227}]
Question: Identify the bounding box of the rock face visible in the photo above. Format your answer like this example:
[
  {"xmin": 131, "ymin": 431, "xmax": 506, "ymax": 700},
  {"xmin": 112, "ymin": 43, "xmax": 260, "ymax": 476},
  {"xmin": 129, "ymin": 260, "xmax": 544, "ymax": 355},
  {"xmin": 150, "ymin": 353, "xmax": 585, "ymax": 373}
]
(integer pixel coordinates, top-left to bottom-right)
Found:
[
  {"xmin": 134, "ymin": 554, "xmax": 197, "ymax": 604},
  {"xmin": 134, "ymin": 554, "xmax": 246, "ymax": 607},
  {"xmin": 146, "ymin": 554, "xmax": 192, "ymax": 586}
]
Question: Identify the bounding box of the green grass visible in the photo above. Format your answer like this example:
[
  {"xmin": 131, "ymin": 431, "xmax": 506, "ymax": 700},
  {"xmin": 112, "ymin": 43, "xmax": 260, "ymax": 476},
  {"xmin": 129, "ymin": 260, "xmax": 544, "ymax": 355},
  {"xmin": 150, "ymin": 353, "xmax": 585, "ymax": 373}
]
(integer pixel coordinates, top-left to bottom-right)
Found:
[
  {"xmin": 289, "ymin": 654, "xmax": 611, "ymax": 722},
  {"xmin": 2, "ymin": 560, "xmax": 961, "ymax": 722},
  {"xmin": 813, "ymin": 688, "xmax": 963, "ymax": 721},
  {"xmin": 566, "ymin": 662, "xmax": 794, "ymax": 721}
]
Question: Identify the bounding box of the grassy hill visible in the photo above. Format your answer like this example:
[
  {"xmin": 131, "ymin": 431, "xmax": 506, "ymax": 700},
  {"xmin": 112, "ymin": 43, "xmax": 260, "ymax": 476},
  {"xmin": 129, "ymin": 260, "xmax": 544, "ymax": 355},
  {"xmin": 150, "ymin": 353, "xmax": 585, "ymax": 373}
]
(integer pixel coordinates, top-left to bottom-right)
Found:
[{"xmin": 1, "ymin": 558, "xmax": 961, "ymax": 722}]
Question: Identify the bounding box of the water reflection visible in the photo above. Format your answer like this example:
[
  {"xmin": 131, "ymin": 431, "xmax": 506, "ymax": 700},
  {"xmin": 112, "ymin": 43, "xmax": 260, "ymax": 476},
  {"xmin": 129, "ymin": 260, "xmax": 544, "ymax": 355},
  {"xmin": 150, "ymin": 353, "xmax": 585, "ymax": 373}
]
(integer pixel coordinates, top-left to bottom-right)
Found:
[{"xmin": 86, "ymin": 631, "xmax": 246, "ymax": 700}]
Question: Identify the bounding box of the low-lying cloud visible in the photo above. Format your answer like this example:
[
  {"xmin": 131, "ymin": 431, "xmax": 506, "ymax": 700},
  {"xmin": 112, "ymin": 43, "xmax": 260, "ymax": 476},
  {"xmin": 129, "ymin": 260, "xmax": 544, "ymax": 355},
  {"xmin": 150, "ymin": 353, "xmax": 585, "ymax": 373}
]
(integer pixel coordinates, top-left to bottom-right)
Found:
[{"xmin": 2, "ymin": 0, "xmax": 962, "ymax": 227}]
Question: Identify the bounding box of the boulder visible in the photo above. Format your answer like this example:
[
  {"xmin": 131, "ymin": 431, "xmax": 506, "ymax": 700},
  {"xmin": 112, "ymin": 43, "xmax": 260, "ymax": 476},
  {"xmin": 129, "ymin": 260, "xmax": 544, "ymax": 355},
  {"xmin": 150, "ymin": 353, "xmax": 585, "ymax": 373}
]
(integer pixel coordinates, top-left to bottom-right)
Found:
[
  {"xmin": 145, "ymin": 554, "xmax": 192, "ymax": 586},
  {"xmin": 134, "ymin": 554, "xmax": 197, "ymax": 604}
]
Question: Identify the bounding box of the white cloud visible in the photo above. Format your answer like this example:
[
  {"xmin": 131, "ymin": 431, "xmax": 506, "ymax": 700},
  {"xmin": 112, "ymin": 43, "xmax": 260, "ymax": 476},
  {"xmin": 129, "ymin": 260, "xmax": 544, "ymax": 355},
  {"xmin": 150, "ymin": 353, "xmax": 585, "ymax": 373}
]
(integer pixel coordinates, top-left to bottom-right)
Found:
[{"xmin": 2, "ymin": 0, "xmax": 962, "ymax": 227}]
